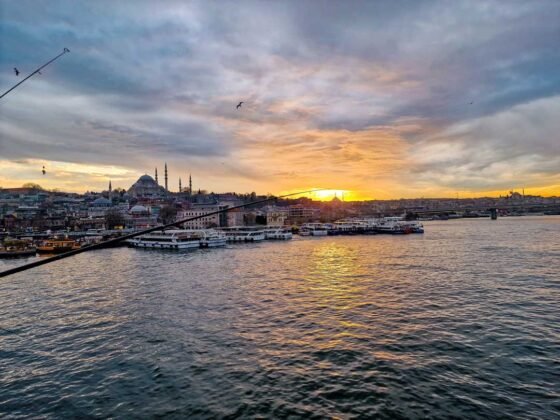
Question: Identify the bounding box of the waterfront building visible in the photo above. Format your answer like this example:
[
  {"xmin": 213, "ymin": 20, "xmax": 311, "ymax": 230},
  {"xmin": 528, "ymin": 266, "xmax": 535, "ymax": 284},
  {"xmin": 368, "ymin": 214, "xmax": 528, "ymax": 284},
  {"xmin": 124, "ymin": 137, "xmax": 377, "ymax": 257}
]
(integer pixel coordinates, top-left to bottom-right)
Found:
[
  {"xmin": 287, "ymin": 204, "xmax": 318, "ymax": 224},
  {"xmin": 263, "ymin": 206, "xmax": 289, "ymax": 226},
  {"xmin": 226, "ymin": 208, "xmax": 245, "ymax": 227},
  {"xmin": 178, "ymin": 203, "xmax": 229, "ymax": 229}
]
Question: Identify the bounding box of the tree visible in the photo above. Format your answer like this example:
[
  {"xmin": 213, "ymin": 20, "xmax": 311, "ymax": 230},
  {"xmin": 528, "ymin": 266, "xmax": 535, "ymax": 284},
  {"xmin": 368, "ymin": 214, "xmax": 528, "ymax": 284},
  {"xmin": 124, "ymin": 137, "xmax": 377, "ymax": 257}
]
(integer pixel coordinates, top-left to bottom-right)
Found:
[
  {"xmin": 113, "ymin": 187, "xmax": 126, "ymax": 197},
  {"xmin": 22, "ymin": 183, "xmax": 44, "ymax": 190},
  {"xmin": 159, "ymin": 205, "xmax": 178, "ymax": 224},
  {"xmin": 105, "ymin": 208, "xmax": 125, "ymax": 230}
]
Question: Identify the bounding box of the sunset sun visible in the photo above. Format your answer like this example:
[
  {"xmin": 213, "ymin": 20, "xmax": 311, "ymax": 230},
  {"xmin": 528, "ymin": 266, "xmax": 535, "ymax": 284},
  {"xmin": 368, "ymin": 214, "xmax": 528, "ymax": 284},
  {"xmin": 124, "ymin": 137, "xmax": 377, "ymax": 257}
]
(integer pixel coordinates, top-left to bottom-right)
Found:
[{"xmin": 311, "ymin": 189, "xmax": 348, "ymax": 201}]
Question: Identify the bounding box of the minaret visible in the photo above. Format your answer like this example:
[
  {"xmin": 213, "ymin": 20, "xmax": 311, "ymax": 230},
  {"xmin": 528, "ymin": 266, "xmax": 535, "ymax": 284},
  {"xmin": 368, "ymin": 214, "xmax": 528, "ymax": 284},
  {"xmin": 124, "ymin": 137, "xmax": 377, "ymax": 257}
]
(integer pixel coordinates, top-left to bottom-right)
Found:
[
  {"xmin": 108, "ymin": 180, "xmax": 112, "ymax": 198},
  {"xmin": 164, "ymin": 162, "xmax": 168, "ymax": 191},
  {"xmin": 179, "ymin": 177, "xmax": 182, "ymax": 193},
  {"xmin": 189, "ymin": 174, "xmax": 192, "ymax": 195},
  {"xmin": 155, "ymin": 167, "xmax": 159, "ymax": 185}
]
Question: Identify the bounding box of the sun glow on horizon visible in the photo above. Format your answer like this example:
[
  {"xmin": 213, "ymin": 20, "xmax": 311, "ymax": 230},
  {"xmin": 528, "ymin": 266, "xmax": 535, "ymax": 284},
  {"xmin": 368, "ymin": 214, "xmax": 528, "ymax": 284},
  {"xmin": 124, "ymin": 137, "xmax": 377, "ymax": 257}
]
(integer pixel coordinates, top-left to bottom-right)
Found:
[{"xmin": 284, "ymin": 189, "xmax": 356, "ymax": 201}]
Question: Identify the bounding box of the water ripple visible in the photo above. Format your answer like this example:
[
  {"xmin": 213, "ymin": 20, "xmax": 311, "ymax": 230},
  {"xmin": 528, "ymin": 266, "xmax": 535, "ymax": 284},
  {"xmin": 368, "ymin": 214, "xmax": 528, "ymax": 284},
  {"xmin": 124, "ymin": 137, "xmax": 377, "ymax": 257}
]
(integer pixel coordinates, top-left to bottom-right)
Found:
[{"xmin": 0, "ymin": 216, "xmax": 559, "ymax": 418}]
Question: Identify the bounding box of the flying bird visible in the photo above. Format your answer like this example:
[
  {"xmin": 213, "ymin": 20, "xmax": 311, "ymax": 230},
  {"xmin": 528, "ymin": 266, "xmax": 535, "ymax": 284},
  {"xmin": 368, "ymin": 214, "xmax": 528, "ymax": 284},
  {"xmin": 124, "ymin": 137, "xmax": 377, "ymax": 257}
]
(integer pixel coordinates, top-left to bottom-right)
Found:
[
  {"xmin": 236, "ymin": 101, "xmax": 244, "ymax": 109},
  {"xmin": 14, "ymin": 68, "xmax": 19, "ymax": 76},
  {"xmin": 42, "ymin": 166, "xmax": 46, "ymax": 175}
]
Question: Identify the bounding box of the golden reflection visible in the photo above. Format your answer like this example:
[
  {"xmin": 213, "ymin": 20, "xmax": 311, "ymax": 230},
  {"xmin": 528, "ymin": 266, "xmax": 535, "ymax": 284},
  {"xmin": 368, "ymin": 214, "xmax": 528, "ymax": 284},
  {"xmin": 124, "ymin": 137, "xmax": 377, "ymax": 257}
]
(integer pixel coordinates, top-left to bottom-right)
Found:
[{"xmin": 307, "ymin": 241, "xmax": 371, "ymax": 296}]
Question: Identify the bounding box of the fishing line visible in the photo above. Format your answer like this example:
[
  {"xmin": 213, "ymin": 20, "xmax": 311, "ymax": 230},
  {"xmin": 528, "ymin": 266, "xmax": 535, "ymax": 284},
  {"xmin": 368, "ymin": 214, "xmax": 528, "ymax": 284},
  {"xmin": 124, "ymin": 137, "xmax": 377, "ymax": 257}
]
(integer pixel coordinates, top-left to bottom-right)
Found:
[{"xmin": 0, "ymin": 48, "xmax": 70, "ymax": 100}]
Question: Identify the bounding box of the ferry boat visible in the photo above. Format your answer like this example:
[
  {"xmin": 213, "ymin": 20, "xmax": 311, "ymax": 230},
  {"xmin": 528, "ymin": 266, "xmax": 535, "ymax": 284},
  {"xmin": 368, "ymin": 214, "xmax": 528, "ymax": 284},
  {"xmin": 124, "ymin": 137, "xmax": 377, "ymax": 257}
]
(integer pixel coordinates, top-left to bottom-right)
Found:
[
  {"xmin": 0, "ymin": 239, "xmax": 37, "ymax": 258},
  {"xmin": 374, "ymin": 217, "xmax": 425, "ymax": 234},
  {"xmin": 37, "ymin": 239, "xmax": 80, "ymax": 254},
  {"xmin": 401, "ymin": 221, "xmax": 424, "ymax": 233},
  {"xmin": 264, "ymin": 227, "xmax": 293, "ymax": 240},
  {"xmin": 127, "ymin": 229, "xmax": 204, "ymax": 249},
  {"xmin": 199, "ymin": 230, "xmax": 227, "ymax": 248},
  {"xmin": 299, "ymin": 223, "xmax": 329, "ymax": 236},
  {"xmin": 219, "ymin": 227, "xmax": 265, "ymax": 242},
  {"xmin": 331, "ymin": 220, "xmax": 376, "ymax": 235},
  {"xmin": 375, "ymin": 217, "xmax": 408, "ymax": 234}
]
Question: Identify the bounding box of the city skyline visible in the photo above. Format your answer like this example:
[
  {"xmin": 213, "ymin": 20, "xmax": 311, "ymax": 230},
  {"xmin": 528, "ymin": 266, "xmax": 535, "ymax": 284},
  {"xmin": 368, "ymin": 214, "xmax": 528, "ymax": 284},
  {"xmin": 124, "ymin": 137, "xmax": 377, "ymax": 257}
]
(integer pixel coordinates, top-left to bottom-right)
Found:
[{"xmin": 1, "ymin": 1, "xmax": 559, "ymax": 199}]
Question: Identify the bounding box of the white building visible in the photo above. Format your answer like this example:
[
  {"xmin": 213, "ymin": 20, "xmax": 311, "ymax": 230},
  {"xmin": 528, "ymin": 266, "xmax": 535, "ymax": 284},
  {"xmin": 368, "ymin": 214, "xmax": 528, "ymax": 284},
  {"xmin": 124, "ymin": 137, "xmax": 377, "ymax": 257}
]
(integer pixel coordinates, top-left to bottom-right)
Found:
[
  {"xmin": 178, "ymin": 203, "xmax": 229, "ymax": 229},
  {"xmin": 264, "ymin": 206, "xmax": 289, "ymax": 226}
]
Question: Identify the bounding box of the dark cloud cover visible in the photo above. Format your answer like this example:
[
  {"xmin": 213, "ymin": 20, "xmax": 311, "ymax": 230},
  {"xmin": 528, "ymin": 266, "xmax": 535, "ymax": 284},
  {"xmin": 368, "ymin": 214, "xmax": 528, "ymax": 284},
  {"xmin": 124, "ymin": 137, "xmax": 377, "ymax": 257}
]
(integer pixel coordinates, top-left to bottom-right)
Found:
[{"xmin": 0, "ymin": 0, "xmax": 559, "ymax": 195}]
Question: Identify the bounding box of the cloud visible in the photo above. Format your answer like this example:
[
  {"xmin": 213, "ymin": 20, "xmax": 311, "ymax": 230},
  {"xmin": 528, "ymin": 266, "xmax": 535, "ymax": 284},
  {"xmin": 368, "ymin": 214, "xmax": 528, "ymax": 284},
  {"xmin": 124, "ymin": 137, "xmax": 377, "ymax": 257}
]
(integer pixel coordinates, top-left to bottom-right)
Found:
[
  {"xmin": 408, "ymin": 95, "xmax": 560, "ymax": 192},
  {"xmin": 0, "ymin": 0, "xmax": 559, "ymax": 197}
]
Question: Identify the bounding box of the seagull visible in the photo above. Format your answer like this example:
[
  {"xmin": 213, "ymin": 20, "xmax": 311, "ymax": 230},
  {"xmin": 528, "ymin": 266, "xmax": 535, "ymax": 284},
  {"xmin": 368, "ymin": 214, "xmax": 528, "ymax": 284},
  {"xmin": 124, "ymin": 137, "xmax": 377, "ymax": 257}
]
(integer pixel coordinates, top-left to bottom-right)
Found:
[
  {"xmin": 42, "ymin": 166, "xmax": 46, "ymax": 175},
  {"xmin": 236, "ymin": 101, "xmax": 243, "ymax": 109},
  {"xmin": 14, "ymin": 67, "xmax": 19, "ymax": 76}
]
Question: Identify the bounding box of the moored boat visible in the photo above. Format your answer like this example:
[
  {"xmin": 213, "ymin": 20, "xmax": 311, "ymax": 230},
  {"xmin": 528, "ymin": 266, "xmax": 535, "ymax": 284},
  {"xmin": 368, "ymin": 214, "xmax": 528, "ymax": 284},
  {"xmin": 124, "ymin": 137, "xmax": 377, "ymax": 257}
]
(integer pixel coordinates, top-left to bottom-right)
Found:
[
  {"xmin": 375, "ymin": 217, "xmax": 409, "ymax": 234},
  {"xmin": 401, "ymin": 221, "xmax": 424, "ymax": 233},
  {"xmin": 199, "ymin": 230, "xmax": 227, "ymax": 248},
  {"xmin": 219, "ymin": 227, "xmax": 265, "ymax": 242},
  {"xmin": 0, "ymin": 239, "xmax": 37, "ymax": 258},
  {"xmin": 264, "ymin": 227, "xmax": 293, "ymax": 240},
  {"xmin": 127, "ymin": 229, "xmax": 227, "ymax": 249},
  {"xmin": 299, "ymin": 223, "xmax": 329, "ymax": 236},
  {"xmin": 37, "ymin": 238, "xmax": 80, "ymax": 254},
  {"xmin": 373, "ymin": 217, "xmax": 424, "ymax": 234},
  {"xmin": 126, "ymin": 229, "xmax": 202, "ymax": 249}
]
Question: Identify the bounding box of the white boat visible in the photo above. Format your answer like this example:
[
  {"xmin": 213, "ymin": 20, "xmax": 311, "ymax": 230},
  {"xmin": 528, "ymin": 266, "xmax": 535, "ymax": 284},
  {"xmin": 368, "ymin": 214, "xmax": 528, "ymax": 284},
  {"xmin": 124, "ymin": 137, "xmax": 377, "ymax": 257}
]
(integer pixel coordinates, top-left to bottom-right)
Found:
[
  {"xmin": 264, "ymin": 227, "xmax": 293, "ymax": 240},
  {"xmin": 331, "ymin": 220, "xmax": 375, "ymax": 234},
  {"xmin": 219, "ymin": 227, "xmax": 265, "ymax": 242},
  {"xmin": 199, "ymin": 230, "xmax": 227, "ymax": 247},
  {"xmin": 375, "ymin": 217, "xmax": 424, "ymax": 234},
  {"xmin": 127, "ymin": 229, "xmax": 203, "ymax": 249},
  {"xmin": 375, "ymin": 217, "xmax": 406, "ymax": 234},
  {"xmin": 300, "ymin": 223, "xmax": 329, "ymax": 236}
]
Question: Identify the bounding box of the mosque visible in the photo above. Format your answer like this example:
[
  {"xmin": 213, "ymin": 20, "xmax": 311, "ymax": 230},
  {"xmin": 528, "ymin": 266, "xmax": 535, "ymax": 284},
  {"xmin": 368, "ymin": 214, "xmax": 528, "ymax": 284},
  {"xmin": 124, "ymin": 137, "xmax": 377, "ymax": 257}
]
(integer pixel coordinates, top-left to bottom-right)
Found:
[{"xmin": 126, "ymin": 163, "xmax": 193, "ymax": 199}]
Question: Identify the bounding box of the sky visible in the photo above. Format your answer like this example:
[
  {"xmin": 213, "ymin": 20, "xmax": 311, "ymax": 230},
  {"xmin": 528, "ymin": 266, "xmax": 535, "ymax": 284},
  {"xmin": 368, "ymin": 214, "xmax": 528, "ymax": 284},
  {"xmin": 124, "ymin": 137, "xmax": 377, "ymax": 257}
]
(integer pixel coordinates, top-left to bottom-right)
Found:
[{"xmin": 1, "ymin": 0, "xmax": 559, "ymax": 200}]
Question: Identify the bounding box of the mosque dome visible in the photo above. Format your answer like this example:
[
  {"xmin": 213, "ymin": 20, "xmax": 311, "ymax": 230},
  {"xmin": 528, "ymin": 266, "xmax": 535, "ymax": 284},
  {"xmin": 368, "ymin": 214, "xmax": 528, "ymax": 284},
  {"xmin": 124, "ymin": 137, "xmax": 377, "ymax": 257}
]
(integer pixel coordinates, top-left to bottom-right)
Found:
[
  {"xmin": 127, "ymin": 174, "xmax": 166, "ymax": 198},
  {"xmin": 92, "ymin": 197, "xmax": 112, "ymax": 207},
  {"xmin": 138, "ymin": 174, "xmax": 155, "ymax": 183},
  {"xmin": 130, "ymin": 205, "xmax": 149, "ymax": 215}
]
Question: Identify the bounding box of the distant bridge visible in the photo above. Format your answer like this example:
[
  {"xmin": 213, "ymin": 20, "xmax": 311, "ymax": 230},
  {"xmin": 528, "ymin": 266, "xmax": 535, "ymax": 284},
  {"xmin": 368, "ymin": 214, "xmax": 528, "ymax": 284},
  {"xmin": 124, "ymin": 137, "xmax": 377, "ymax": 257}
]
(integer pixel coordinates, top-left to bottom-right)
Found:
[{"xmin": 384, "ymin": 203, "xmax": 560, "ymax": 218}]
